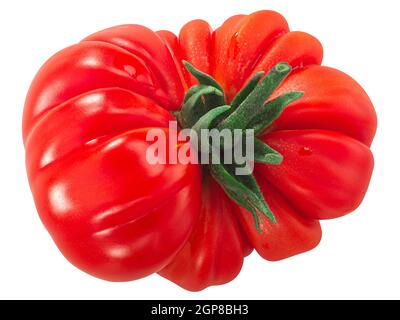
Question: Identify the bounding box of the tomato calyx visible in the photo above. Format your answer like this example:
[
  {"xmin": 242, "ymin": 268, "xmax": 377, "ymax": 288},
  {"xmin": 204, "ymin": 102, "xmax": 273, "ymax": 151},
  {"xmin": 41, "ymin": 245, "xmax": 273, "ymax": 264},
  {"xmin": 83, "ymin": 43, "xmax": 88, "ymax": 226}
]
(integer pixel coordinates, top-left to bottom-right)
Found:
[{"xmin": 174, "ymin": 62, "xmax": 304, "ymax": 231}]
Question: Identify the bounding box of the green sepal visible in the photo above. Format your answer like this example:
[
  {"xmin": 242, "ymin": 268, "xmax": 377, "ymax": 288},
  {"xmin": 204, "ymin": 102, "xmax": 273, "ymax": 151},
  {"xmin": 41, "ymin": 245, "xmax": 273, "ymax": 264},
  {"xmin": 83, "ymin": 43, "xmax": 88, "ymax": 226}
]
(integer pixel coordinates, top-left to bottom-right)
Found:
[
  {"xmin": 235, "ymin": 166, "xmax": 276, "ymax": 224},
  {"xmin": 210, "ymin": 162, "xmax": 276, "ymax": 232},
  {"xmin": 184, "ymin": 85, "xmax": 207, "ymax": 103},
  {"xmin": 191, "ymin": 105, "xmax": 231, "ymax": 153},
  {"xmin": 230, "ymin": 71, "xmax": 265, "ymax": 111},
  {"xmin": 183, "ymin": 61, "xmax": 224, "ymax": 92},
  {"xmin": 249, "ymin": 91, "xmax": 304, "ymax": 135},
  {"xmin": 225, "ymin": 188, "xmax": 261, "ymax": 232},
  {"xmin": 254, "ymin": 138, "xmax": 283, "ymax": 165},
  {"xmin": 182, "ymin": 60, "xmax": 226, "ymax": 111},
  {"xmin": 179, "ymin": 85, "xmax": 224, "ymax": 128},
  {"xmin": 218, "ymin": 62, "xmax": 292, "ymax": 131}
]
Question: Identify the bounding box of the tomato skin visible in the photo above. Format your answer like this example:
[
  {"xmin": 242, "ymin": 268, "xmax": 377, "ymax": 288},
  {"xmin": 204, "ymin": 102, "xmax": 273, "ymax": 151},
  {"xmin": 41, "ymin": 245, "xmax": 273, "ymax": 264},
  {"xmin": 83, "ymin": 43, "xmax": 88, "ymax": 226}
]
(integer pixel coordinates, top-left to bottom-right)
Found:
[
  {"xmin": 270, "ymin": 66, "xmax": 377, "ymax": 146},
  {"xmin": 24, "ymin": 10, "xmax": 377, "ymax": 289},
  {"xmin": 159, "ymin": 176, "xmax": 248, "ymax": 291},
  {"xmin": 245, "ymin": 31, "xmax": 323, "ymax": 83},
  {"xmin": 83, "ymin": 24, "xmax": 185, "ymax": 109},
  {"xmin": 25, "ymin": 88, "xmax": 174, "ymax": 173},
  {"xmin": 257, "ymin": 130, "xmax": 374, "ymax": 220},
  {"xmin": 213, "ymin": 11, "xmax": 290, "ymax": 101},
  {"xmin": 179, "ymin": 20, "xmax": 213, "ymax": 87},
  {"xmin": 23, "ymin": 42, "xmax": 165, "ymax": 141},
  {"xmin": 156, "ymin": 30, "xmax": 190, "ymax": 92}
]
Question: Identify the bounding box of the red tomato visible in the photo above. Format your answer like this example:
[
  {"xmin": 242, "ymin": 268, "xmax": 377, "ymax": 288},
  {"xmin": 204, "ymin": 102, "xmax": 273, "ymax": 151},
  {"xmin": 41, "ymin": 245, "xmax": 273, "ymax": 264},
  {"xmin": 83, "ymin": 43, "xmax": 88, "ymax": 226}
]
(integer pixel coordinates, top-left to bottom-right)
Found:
[{"xmin": 24, "ymin": 10, "xmax": 376, "ymax": 290}]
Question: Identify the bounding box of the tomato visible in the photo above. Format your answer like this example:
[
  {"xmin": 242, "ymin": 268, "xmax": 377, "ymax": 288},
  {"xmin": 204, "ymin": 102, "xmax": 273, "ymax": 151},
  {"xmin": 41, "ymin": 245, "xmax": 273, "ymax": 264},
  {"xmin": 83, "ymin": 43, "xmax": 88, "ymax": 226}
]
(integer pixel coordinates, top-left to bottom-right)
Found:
[{"xmin": 23, "ymin": 10, "xmax": 376, "ymax": 291}]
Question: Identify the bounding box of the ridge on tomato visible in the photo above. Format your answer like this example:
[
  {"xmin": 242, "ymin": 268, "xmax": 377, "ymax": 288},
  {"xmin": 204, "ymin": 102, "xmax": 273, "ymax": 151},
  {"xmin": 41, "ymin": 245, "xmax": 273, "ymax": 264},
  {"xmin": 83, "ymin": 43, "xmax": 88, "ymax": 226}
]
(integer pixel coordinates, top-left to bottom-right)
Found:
[{"xmin": 23, "ymin": 10, "xmax": 376, "ymax": 291}]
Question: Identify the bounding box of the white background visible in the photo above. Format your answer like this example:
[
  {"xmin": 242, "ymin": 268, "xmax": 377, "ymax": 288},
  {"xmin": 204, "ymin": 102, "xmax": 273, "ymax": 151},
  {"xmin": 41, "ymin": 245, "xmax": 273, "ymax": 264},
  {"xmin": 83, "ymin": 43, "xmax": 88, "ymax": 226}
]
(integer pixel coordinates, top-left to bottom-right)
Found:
[{"xmin": 0, "ymin": 0, "xmax": 399, "ymax": 300}]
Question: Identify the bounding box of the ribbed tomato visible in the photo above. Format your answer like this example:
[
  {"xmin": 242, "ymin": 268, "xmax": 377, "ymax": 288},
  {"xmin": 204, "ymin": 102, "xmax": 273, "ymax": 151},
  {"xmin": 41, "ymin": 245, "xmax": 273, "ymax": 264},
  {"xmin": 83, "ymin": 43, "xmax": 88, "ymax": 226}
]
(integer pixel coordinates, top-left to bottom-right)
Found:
[{"xmin": 23, "ymin": 10, "xmax": 376, "ymax": 291}]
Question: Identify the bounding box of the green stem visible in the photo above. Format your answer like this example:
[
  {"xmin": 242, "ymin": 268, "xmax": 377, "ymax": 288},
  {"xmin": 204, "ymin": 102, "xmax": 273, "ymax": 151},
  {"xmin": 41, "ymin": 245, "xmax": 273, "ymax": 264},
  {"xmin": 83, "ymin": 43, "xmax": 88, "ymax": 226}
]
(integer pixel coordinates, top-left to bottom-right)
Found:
[
  {"xmin": 217, "ymin": 63, "xmax": 292, "ymax": 131},
  {"xmin": 173, "ymin": 61, "xmax": 303, "ymax": 231}
]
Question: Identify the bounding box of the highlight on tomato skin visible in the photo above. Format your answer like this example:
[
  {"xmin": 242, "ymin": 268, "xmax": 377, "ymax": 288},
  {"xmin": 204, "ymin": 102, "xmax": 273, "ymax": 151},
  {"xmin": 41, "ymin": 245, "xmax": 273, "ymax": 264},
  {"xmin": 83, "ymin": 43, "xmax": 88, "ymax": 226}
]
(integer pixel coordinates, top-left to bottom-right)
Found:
[{"xmin": 23, "ymin": 9, "xmax": 377, "ymax": 291}]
